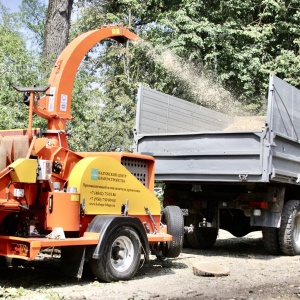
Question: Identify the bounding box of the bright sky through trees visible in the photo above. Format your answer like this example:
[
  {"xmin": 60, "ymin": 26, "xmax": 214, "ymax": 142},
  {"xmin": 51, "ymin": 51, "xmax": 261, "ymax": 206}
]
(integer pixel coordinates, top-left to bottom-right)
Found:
[{"xmin": 1, "ymin": 0, "xmax": 22, "ymax": 12}]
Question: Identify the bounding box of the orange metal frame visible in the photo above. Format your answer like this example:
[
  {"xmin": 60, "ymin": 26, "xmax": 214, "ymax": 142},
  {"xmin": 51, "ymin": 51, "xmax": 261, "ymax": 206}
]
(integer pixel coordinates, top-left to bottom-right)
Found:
[{"xmin": 0, "ymin": 25, "xmax": 172, "ymax": 261}]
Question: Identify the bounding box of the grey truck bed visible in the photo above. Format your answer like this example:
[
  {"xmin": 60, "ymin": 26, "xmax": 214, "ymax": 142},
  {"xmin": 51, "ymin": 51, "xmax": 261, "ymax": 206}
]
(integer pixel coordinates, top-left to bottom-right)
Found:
[{"xmin": 133, "ymin": 75, "xmax": 300, "ymax": 184}]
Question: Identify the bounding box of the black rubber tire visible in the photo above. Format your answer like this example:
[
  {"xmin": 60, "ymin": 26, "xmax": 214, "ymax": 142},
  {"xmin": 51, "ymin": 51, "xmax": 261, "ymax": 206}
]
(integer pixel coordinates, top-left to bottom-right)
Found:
[
  {"xmin": 262, "ymin": 227, "xmax": 281, "ymax": 255},
  {"xmin": 161, "ymin": 206, "xmax": 184, "ymax": 258},
  {"xmin": 89, "ymin": 226, "xmax": 141, "ymax": 282},
  {"xmin": 187, "ymin": 227, "xmax": 218, "ymax": 249},
  {"xmin": 0, "ymin": 256, "xmax": 7, "ymax": 267},
  {"xmin": 278, "ymin": 200, "xmax": 300, "ymax": 256},
  {"xmin": 11, "ymin": 258, "xmax": 26, "ymax": 267}
]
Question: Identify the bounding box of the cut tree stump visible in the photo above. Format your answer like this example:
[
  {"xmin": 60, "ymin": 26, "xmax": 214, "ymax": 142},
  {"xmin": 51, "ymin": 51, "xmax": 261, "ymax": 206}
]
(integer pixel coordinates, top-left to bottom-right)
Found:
[{"xmin": 193, "ymin": 261, "xmax": 230, "ymax": 277}]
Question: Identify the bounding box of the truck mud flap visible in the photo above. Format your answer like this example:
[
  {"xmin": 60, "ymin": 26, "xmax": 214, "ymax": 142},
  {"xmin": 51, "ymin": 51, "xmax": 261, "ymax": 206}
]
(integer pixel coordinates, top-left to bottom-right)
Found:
[{"xmin": 251, "ymin": 211, "xmax": 281, "ymax": 227}]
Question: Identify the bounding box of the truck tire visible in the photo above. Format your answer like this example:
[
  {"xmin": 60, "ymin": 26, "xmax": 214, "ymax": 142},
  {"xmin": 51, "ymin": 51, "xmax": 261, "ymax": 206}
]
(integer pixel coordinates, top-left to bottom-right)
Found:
[
  {"xmin": 161, "ymin": 206, "xmax": 184, "ymax": 258},
  {"xmin": 187, "ymin": 227, "xmax": 218, "ymax": 249},
  {"xmin": 0, "ymin": 256, "xmax": 7, "ymax": 267},
  {"xmin": 262, "ymin": 227, "xmax": 281, "ymax": 255},
  {"xmin": 89, "ymin": 226, "xmax": 141, "ymax": 282},
  {"xmin": 278, "ymin": 200, "xmax": 300, "ymax": 256}
]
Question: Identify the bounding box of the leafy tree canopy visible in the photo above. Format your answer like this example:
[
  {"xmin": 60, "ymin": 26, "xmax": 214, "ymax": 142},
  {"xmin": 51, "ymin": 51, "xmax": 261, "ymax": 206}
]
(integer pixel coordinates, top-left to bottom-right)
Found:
[
  {"xmin": 1, "ymin": 0, "xmax": 300, "ymax": 152},
  {"xmin": 0, "ymin": 2, "xmax": 47, "ymax": 130},
  {"xmin": 74, "ymin": 0, "xmax": 300, "ymax": 116}
]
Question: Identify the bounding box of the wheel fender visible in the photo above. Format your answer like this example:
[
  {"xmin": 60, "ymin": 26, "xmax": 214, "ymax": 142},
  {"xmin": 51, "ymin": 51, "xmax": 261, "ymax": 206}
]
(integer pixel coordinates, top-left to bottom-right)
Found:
[{"xmin": 85, "ymin": 215, "xmax": 149, "ymax": 262}]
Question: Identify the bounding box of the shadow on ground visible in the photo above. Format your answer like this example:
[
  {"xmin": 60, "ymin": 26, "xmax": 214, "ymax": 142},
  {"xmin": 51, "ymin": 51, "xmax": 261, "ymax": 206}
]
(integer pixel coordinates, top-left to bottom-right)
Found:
[{"xmin": 0, "ymin": 234, "xmax": 276, "ymax": 290}]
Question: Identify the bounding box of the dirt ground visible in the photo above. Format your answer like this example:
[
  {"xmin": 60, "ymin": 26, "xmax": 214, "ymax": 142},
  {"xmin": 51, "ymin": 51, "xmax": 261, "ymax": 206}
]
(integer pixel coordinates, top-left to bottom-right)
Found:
[{"xmin": 0, "ymin": 230, "xmax": 299, "ymax": 300}]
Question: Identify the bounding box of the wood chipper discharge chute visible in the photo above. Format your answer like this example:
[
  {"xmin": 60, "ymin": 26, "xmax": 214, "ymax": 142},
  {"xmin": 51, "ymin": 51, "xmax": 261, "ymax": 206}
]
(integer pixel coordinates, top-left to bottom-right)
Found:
[{"xmin": 0, "ymin": 25, "xmax": 184, "ymax": 282}]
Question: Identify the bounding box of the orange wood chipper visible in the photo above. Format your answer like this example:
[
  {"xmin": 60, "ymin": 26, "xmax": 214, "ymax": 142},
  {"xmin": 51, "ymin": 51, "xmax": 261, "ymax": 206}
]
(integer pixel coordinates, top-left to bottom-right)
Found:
[{"xmin": 0, "ymin": 25, "xmax": 184, "ymax": 282}]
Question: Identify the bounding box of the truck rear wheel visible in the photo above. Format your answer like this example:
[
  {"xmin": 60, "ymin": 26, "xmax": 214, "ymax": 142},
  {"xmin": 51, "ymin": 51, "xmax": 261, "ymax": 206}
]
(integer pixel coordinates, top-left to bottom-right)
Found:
[
  {"xmin": 262, "ymin": 227, "xmax": 281, "ymax": 255},
  {"xmin": 278, "ymin": 200, "xmax": 300, "ymax": 255},
  {"xmin": 89, "ymin": 226, "xmax": 141, "ymax": 282},
  {"xmin": 161, "ymin": 206, "xmax": 184, "ymax": 258}
]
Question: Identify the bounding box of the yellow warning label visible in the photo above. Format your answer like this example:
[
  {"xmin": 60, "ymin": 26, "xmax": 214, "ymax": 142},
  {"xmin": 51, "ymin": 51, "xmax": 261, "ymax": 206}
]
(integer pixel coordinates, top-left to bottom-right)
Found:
[
  {"xmin": 112, "ymin": 28, "xmax": 120, "ymax": 35},
  {"xmin": 71, "ymin": 194, "xmax": 79, "ymax": 202}
]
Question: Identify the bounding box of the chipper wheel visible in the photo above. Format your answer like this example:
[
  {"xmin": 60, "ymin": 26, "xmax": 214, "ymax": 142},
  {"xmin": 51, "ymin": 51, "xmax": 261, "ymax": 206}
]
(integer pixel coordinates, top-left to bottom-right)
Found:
[
  {"xmin": 278, "ymin": 200, "xmax": 300, "ymax": 255},
  {"xmin": 89, "ymin": 226, "xmax": 141, "ymax": 282},
  {"xmin": 161, "ymin": 206, "xmax": 184, "ymax": 258}
]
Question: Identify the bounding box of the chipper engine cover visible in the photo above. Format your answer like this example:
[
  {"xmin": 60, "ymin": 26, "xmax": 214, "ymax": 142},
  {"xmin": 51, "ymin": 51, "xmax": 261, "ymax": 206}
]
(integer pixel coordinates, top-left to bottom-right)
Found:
[{"xmin": 68, "ymin": 156, "xmax": 161, "ymax": 216}]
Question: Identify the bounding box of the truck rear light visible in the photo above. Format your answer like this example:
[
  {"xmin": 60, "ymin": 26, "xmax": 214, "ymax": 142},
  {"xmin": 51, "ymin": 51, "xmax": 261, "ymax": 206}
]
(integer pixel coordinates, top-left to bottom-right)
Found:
[
  {"xmin": 164, "ymin": 197, "xmax": 176, "ymax": 204},
  {"xmin": 192, "ymin": 200, "xmax": 201, "ymax": 208},
  {"xmin": 12, "ymin": 243, "xmax": 29, "ymax": 257},
  {"xmin": 248, "ymin": 201, "xmax": 268, "ymax": 209}
]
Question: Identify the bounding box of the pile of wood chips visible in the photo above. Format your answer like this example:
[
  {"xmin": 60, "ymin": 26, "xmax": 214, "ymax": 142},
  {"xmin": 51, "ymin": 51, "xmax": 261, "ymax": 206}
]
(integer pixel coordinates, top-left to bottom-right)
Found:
[
  {"xmin": 0, "ymin": 135, "xmax": 29, "ymax": 170},
  {"xmin": 224, "ymin": 116, "xmax": 266, "ymax": 131}
]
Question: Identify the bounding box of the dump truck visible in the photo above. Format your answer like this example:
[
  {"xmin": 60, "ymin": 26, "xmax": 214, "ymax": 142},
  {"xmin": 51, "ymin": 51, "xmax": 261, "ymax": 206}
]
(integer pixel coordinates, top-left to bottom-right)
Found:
[
  {"xmin": 0, "ymin": 25, "xmax": 184, "ymax": 282},
  {"xmin": 133, "ymin": 74, "xmax": 300, "ymax": 256}
]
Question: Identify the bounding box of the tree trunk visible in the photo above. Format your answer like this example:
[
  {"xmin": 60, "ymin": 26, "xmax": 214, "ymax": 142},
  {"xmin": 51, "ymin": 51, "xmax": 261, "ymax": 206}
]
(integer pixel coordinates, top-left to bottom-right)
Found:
[{"xmin": 42, "ymin": 0, "xmax": 73, "ymax": 60}]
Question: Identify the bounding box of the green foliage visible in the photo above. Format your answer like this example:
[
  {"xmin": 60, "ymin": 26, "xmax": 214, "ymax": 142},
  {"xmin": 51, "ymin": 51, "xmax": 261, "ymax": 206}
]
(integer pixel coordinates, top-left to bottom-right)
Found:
[
  {"xmin": 148, "ymin": 0, "xmax": 300, "ymax": 112},
  {"xmin": 69, "ymin": 1, "xmax": 200, "ymax": 151},
  {"xmin": 68, "ymin": 61, "xmax": 106, "ymax": 151},
  {"xmin": 74, "ymin": 0, "xmax": 300, "ymax": 111},
  {"xmin": 20, "ymin": 0, "xmax": 47, "ymax": 49},
  {"xmin": 2, "ymin": 0, "xmax": 300, "ymax": 152},
  {"xmin": 68, "ymin": 41, "xmax": 141, "ymax": 152},
  {"xmin": 0, "ymin": 5, "xmax": 47, "ymax": 130},
  {"xmin": 0, "ymin": 286, "xmax": 28, "ymax": 298}
]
